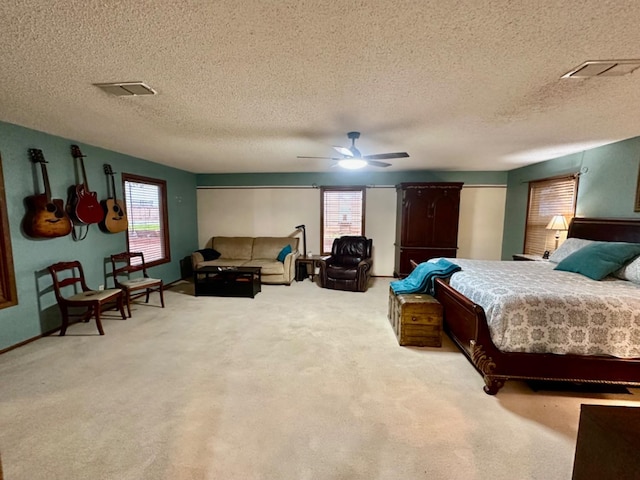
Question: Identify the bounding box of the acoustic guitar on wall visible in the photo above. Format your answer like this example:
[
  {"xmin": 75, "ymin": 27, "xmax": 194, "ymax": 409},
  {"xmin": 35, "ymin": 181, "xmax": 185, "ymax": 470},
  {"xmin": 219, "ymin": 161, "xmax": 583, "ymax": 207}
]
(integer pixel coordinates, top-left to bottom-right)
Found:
[
  {"xmin": 100, "ymin": 164, "xmax": 128, "ymax": 233},
  {"xmin": 68, "ymin": 145, "xmax": 103, "ymax": 225},
  {"xmin": 23, "ymin": 149, "xmax": 72, "ymax": 238}
]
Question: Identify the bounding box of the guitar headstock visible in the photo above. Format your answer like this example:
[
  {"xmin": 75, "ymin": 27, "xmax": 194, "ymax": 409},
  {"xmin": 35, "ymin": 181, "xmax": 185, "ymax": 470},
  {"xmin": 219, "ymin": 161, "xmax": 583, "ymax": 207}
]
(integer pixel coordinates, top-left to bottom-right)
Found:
[
  {"xmin": 70, "ymin": 145, "xmax": 85, "ymax": 159},
  {"xmin": 28, "ymin": 148, "xmax": 46, "ymax": 164},
  {"xmin": 103, "ymin": 164, "xmax": 115, "ymax": 176}
]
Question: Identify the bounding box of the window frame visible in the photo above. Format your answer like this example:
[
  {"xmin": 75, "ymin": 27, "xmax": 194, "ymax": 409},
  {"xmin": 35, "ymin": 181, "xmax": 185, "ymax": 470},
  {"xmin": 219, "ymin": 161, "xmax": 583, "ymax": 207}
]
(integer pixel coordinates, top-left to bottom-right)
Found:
[
  {"xmin": 0, "ymin": 153, "xmax": 17, "ymax": 309},
  {"xmin": 121, "ymin": 173, "xmax": 171, "ymax": 268},
  {"xmin": 523, "ymin": 173, "xmax": 579, "ymax": 255},
  {"xmin": 320, "ymin": 186, "xmax": 366, "ymax": 255}
]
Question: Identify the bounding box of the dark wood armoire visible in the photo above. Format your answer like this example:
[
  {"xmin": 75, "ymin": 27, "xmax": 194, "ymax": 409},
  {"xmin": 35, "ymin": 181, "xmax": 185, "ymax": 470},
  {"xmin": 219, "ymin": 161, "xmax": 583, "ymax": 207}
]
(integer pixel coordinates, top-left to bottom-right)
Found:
[{"xmin": 394, "ymin": 182, "xmax": 464, "ymax": 277}]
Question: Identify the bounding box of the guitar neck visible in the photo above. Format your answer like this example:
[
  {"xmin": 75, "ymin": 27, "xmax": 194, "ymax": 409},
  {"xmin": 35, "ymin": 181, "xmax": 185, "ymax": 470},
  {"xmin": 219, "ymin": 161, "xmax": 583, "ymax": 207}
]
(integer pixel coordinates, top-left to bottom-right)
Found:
[
  {"xmin": 104, "ymin": 164, "xmax": 120, "ymax": 200},
  {"xmin": 39, "ymin": 161, "xmax": 53, "ymax": 202},
  {"xmin": 110, "ymin": 174, "xmax": 118, "ymax": 199},
  {"xmin": 80, "ymin": 157, "xmax": 90, "ymax": 190},
  {"xmin": 72, "ymin": 145, "xmax": 92, "ymax": 190}
]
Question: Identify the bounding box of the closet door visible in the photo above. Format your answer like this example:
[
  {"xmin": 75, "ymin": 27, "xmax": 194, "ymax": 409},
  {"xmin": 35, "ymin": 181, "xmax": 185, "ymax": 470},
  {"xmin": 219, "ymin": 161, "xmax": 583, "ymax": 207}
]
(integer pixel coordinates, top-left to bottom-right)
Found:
[
  {"xmin": 401, "ymin": 186, "xmax": 432, "ymax": 247},
  {"xmin": 428, "ymin": 186, "xmax": 461, "ymax": 248}
]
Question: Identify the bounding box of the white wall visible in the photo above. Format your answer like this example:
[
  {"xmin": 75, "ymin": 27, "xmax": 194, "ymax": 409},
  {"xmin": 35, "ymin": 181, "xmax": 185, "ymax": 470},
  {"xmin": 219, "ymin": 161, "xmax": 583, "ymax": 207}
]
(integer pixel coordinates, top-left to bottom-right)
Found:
[
  {"xmin": 196, "ymin": 187, "xmax": 321, "ymax": 251},
  {"xmin": 197, "ymin": 185, "xmax": 506, "ymax": 276},
  {"xmin": 364, "ymin": 188, "xmax": 397, "ymax": 276},
  {"xmin": 458, "ymin": 186, "xmax": 507, "ymax": 260}
]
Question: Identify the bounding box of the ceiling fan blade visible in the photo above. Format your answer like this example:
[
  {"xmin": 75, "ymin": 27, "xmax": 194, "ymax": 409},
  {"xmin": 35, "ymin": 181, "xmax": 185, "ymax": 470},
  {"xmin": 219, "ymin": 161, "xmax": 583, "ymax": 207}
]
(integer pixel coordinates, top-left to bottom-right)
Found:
[
  {"xmin": 333, "ymin": 146, "xmax": 354, "ymax": 157},
  {"xmin": 297, "ymin": 156, "xmax": 342, "ymax": 160},
  {"xmin": 363, "ymin": 152, "xmax": 410, "ymax": 160},
  {"xmin": 367, "ymin": 160, "xmax": 392, "ymax": 168}
]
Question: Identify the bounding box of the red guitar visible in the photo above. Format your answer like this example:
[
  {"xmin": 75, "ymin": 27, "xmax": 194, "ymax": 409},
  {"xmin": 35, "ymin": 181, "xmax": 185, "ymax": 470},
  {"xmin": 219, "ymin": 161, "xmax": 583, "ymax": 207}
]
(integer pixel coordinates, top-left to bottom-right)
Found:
[
  {"xmin": 68, "ymin": 145, "xmax": 103, "ymax": 224},
  {"xmin": 23, "ymin": 149, "xmax": 72, "ymax": 238}
]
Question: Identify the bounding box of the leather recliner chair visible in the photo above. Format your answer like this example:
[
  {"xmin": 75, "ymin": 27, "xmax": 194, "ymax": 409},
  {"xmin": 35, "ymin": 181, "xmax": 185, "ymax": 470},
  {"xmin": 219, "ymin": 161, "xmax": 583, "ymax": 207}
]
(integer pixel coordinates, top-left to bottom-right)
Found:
[{"xmin": 318, "ymin": 236, "xmax": 373, "ymax": 292}]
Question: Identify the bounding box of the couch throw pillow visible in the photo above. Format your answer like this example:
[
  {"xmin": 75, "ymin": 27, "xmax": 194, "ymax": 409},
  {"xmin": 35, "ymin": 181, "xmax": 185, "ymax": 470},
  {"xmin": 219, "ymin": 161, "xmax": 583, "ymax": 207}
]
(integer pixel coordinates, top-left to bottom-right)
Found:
[
  {"xmin": 554, "ymin": 242, "xmax": 640, "ymax": 280},
  {"xmin": 277, "ymin": 244, "xmax": 292, "ymax": 262},
  {"xmin": 197, "ymin": 248, "xmax": 221, "ymax": 261}
]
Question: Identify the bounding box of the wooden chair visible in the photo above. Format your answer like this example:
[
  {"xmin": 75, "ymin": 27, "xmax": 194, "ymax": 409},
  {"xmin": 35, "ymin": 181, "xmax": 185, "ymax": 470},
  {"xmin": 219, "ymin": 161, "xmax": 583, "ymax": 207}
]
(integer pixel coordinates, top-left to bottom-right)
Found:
[
  {"xmin": 110, "ymin": 251, "xmax": 165, "ymax": 317},
  {"xmin": 48, "ymin": 261, "xmax": 127, "ymax": 336}
]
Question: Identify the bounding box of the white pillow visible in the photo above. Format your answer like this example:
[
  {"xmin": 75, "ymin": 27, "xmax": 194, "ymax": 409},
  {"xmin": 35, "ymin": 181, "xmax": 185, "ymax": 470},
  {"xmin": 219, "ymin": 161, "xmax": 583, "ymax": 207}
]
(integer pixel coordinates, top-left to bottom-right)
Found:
[
  {"xmin": 548, "ymin": 238, "xmax": 596, "ymax": 264},
  {"xmin": 613, "ymin": 256, "xmax": 640, "ymax": 283}
]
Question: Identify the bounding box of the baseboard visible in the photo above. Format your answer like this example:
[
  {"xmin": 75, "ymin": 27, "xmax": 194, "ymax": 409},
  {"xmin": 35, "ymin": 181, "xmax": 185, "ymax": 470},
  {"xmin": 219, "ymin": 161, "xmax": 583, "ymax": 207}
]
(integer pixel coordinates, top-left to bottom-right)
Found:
[
  {"xmin": 0, "ymin": 325, "xmax": 60, "ymax": 355},
  {"xmin": 1, "ymin": 277, "xmax": 183, "ymax": 355}
]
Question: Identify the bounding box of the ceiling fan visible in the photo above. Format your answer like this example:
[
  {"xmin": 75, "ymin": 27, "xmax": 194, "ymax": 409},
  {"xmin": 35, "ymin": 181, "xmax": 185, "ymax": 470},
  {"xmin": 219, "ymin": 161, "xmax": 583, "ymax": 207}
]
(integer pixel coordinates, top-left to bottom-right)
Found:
[{"xmin": 297, "ymin": 131, "xmax": 409, "ymax": 169}]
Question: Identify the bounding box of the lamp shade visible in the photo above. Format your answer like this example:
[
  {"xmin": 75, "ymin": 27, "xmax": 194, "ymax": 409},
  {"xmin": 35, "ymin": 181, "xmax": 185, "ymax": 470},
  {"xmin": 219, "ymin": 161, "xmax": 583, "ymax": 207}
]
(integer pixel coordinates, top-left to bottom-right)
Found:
[{"xmin": 546, "ymin": 215, "xmax": 569, "ymax": 231}]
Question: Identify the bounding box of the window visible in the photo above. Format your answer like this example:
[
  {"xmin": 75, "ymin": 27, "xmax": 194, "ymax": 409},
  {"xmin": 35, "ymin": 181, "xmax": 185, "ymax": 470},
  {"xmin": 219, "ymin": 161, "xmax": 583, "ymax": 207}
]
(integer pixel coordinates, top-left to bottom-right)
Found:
[
  {"xmin": 122, "ymin": 173, "xmax": 170, "ymax": 267},
  {"xmin": 524, "ymin": 174, "xmax": 578, "ymax": 255},
  {"xmin": 321, "ymin": 186, "xmax": 366, "ymax": 254},
  {"xmin": 0, "ymin": 153, "xmax": 17, "ymax": 309}
]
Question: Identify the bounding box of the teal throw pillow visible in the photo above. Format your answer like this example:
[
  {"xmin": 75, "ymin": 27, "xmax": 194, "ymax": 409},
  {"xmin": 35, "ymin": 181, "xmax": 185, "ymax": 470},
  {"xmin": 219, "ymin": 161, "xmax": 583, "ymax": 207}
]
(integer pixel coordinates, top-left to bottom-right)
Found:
[
  {"xmin": 554, "ymin": 242, "xmax": 640, "ymax": 280},
  {"xmin": 277, "ymin": 244, "xmax": 292, "ymax": 262}
]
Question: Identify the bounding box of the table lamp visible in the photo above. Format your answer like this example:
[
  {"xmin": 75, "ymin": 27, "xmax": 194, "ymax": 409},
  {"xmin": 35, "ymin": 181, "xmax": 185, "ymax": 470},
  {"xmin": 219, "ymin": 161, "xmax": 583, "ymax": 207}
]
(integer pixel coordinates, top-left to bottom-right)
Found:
[{"xmin": 546, "ymin": 215, "xmax": 569, "ymax": 250}]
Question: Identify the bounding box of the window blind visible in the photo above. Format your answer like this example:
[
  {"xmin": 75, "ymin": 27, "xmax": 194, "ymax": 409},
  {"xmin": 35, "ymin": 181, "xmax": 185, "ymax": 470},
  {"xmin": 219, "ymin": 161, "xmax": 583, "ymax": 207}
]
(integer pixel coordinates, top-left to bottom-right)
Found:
[
  {"xmin": 524, "ymin": 175, "xmax": 578, "ymax": 255},
  {"xmin": 321, "ymin": 188, "xmax": 364, "ymax": 253},
  {"xmin": 124, "ymin": 180, "xmax": 164, "ymax": 264}
]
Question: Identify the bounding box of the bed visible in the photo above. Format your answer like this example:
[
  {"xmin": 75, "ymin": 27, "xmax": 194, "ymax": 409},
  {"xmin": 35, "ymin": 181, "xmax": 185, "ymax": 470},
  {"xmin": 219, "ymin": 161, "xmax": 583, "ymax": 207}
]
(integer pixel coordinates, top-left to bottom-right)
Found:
[{"xmin": 434, "ymin": 217, "xmax": 640, "ymax": 395}]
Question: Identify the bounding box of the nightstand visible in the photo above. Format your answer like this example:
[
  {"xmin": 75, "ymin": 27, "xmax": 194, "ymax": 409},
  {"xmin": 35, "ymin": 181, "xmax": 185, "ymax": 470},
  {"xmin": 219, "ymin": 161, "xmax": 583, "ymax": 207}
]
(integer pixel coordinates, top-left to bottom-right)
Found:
[{"xmin": 512, "ymin": 254, "xmax": 547, "ymax": 261}]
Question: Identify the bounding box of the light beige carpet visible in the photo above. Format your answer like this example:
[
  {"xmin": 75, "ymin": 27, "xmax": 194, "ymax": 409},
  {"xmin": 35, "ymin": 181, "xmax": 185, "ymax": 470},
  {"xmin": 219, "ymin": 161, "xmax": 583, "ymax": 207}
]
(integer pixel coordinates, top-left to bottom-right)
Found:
[{"xmin": 0, "ymin": 277, "xmax": 638, "ymax": 480}]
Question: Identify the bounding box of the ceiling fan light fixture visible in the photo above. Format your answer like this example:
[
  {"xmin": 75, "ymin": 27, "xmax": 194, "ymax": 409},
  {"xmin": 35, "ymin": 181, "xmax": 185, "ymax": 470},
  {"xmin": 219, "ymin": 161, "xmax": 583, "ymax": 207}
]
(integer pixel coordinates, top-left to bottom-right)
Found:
[
  {"xmin": 338, "ymin": 158, "xmax": 367, "ymax": 170},
  {"xmin": 298, "ymin": 131, "xmax": 407, "ymax": 169}
]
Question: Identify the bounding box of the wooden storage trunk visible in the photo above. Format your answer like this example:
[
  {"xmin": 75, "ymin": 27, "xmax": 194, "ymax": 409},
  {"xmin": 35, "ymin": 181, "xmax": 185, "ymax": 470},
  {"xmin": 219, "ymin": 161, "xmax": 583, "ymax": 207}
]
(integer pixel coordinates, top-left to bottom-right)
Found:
[{"xmin": 388, "ymin": 287, "xmax": 443, "ymax": 347}]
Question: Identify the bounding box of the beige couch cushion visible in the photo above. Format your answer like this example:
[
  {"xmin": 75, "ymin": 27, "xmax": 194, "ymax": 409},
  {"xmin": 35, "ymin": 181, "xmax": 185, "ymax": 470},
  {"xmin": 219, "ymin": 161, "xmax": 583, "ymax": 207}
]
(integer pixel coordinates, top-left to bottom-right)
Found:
[
  {"xmin": 212, "ymin": 237, "xmax": 254, "ymax": 260},
  {"xmin": 244, "ymin": 259, "xmax": 285, "ymax": 275},
  {"xmin": 197, "ymin": 259, "xmax": 248, "ymax": 268},
  {"xmin": 252, "ymin": 237, "xmax": 298, "ymax": 260}
]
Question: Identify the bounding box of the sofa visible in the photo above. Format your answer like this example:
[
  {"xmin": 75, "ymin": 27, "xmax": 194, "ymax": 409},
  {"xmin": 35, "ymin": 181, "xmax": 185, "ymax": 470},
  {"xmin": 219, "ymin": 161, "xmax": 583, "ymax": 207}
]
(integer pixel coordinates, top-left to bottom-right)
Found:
[{"xmin": 192, "ymin": 236, "xmax": 300, "ymax": 285}]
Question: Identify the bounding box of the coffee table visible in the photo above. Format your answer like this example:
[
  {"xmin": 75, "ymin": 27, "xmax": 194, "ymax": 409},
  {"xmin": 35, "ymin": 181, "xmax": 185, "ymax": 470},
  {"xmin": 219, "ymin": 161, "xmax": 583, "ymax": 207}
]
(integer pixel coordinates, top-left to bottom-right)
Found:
[{"xmin": 194, "ymin": 266, "xmax": 261, "ymax": 298}]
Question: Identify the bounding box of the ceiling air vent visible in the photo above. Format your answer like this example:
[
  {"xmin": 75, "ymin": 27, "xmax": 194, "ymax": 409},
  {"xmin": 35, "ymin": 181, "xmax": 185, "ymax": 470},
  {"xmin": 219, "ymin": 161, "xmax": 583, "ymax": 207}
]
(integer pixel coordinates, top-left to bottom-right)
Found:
[
  {"xmin": 561, "ymin": 60, "xmax": 640, "ymax": 79},
  {"xmin": 94, "ymin": 82, "xmax": 156, "ymax": 96}
]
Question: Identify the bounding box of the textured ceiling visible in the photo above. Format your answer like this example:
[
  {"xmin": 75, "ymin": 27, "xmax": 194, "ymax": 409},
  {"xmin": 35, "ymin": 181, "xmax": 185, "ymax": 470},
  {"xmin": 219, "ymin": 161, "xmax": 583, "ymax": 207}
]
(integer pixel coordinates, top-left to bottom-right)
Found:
[{"xmin": 1, "ymin": 0, "xmax": 640, "ymax": 173}]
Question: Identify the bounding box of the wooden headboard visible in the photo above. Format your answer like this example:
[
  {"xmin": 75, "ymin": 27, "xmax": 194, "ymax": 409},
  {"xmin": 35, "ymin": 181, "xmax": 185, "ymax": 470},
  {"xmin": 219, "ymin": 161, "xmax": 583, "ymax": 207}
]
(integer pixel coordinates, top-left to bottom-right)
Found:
[{"xmin": 568, "ymin": 217, "xmax": 640, "ymax": 243}]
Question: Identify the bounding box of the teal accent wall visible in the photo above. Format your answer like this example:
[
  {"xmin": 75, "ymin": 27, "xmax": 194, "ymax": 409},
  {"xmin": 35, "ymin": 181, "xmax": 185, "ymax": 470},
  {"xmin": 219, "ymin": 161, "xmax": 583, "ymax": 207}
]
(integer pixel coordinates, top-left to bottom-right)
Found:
[
  {"xmin": 0, "ymin": 122, "xmax": 198, "ymax": 350},
  {"xmin": 197, "ymin": 170, "xmax": 508, "ymax": 187},
  {"xmin": 502, "ymin": 136, "xmax": 640, "ymax": 259}
]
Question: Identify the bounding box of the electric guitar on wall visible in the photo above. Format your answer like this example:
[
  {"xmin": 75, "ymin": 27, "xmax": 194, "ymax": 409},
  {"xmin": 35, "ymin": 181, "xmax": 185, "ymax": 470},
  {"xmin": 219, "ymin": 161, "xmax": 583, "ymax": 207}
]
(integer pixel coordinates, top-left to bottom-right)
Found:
[
  {"xmin": 23, "ymin": 149, "xmax": 72, "ymax": 238},
  {"xmin": 68, "ymin": 145, "xmax": 103, "ymax": 225},
  {"xmin": 100, "ymin": 164, "xmax": 128, "ymax": 233}
]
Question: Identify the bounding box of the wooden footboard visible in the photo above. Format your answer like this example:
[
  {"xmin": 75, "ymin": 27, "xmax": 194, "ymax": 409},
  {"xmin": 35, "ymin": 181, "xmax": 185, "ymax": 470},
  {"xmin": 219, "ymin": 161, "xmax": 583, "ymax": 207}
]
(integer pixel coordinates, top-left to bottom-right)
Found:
[
  {"xmin": 434, "ymin": 278, "xmax": 640, "ymax": 395},
  {"xmin": 434, "ymin": 278, "xmax": 506, "ymax": 394}
]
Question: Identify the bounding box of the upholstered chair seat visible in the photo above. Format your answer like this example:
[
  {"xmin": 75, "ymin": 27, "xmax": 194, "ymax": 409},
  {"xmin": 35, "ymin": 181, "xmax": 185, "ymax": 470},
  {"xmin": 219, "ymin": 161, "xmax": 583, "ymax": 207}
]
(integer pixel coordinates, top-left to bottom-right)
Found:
[{"xmin": 324, "ymin": 264, "xmax": 359, "ymax": 280}]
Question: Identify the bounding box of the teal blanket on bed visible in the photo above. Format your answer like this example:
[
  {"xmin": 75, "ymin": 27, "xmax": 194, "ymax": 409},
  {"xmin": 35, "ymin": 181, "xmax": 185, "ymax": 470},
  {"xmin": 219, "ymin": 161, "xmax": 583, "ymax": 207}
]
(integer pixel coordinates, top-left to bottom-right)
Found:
[{"xmin": 390, "ymin": 258, "xmax": 461, "ymax": 295}]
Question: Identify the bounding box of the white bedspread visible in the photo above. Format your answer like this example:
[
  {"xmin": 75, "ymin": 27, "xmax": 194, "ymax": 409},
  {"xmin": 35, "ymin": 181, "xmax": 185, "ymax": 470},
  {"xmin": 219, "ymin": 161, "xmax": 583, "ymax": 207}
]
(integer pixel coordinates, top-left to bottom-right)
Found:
[{"xmin": 447, "ymin": 259, "xmax": 640, "ymax": 358}]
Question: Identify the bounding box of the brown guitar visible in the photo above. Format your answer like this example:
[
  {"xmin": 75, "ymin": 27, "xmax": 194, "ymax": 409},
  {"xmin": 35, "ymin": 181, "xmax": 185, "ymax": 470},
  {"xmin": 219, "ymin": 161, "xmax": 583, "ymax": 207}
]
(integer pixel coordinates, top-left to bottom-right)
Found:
[
  {"xmin": 68, "ymin": 145, "xmax": 103, "ymax": 225},
  {"xmin": 23, "ymin": 149, "xmax": 72, "ymax": 238},
  {"xmin": 100, "ymin": 164, "xmax": 128, "ymax": 233}
]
